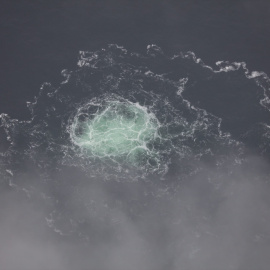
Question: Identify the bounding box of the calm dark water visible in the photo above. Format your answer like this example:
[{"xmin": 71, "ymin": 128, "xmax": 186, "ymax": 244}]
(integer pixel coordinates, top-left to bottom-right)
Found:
[
  {"xmin": 1, "ymin": 1, "xmax": 270, "ymax": 270},
  {"xmin": 1, "ymin": 0, "xmax": 270, "ymax": 118}
]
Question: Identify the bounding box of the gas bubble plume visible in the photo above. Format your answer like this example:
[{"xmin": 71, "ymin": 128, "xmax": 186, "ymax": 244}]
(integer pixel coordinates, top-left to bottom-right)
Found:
[{"xmin": 70, "ymin": 96, "xmax": 161, "ymax": 168}]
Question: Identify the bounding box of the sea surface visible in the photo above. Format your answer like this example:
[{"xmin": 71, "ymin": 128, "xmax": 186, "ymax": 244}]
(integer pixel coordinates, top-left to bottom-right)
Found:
[{"xmin": 1, "ymin": 1, "xmax": 270, "ymax": 270}]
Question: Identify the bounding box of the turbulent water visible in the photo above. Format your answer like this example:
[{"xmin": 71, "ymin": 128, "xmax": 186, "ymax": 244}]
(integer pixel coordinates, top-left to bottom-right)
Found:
[
  {"xmin": 70, "ymin": 95, "xmax": 163, "ymax": 171},
  {"xmin": 1, "ymin": 44, "xmax": 270, "ymax": 269}
]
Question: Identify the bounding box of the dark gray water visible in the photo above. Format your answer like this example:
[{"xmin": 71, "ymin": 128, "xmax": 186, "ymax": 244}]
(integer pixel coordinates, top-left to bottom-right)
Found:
[{"xmin": 1, "ymin": 1, "xmax": 270, "ymax": 270}]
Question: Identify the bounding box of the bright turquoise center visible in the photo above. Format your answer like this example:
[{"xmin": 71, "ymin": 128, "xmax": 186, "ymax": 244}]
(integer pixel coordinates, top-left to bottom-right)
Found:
[{"xmin": 71, "ymin": 100, "xmax": 160, "ymax": 165}]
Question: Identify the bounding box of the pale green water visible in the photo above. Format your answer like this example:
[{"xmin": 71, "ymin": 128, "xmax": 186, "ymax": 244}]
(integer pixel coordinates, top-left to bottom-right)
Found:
[{"xmin": 71, "ymin": 99, "xmax": 161, "ymax": 166}]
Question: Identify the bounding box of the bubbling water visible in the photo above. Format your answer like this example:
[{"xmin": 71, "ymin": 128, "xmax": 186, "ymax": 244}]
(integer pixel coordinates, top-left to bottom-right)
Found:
[{"xmin": 70, "ymin": 97, "xmax": 162, "ymax": 168}]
